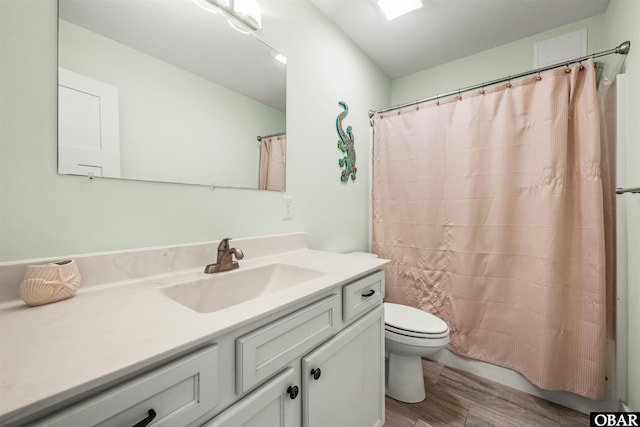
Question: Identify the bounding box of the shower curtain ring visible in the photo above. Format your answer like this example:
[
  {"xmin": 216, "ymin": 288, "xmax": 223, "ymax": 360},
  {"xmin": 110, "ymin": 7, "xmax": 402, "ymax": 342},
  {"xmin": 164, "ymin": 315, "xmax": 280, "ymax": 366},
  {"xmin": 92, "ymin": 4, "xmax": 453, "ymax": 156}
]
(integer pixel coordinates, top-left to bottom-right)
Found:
[
  {"xmin": 436, "ymin": 94, "xmax": 440, "ymax": 106},
  {"xmin": 536, "ymin": 71, "xmax": 542, "ymax": 81},
  {"xmin": 565, "ymin": 64, "xmax": 572, "ymax": 73},
  {"xmin": 456, "ymin": 89, "xmax": 462, "ymax": 101},
  {"xmin": 506, "ymin": 78, "xmax": 512, "ymax": 88},
  {"xmin": 579, "ymin": 61, "xmax": 585, "ymax": 71}
]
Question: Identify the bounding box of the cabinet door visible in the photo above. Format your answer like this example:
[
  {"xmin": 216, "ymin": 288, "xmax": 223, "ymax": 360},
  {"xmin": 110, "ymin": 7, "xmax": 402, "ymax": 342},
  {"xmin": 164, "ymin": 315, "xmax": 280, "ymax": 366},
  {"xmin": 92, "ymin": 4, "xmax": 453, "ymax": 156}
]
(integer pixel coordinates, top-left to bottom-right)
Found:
[
  {"xmin": 204, "ymin": 368, "xmax": 298, "ymax": 427},
  {"xmin": 301, "ymin": 305, "xmax": 384, "ymax": 427}
]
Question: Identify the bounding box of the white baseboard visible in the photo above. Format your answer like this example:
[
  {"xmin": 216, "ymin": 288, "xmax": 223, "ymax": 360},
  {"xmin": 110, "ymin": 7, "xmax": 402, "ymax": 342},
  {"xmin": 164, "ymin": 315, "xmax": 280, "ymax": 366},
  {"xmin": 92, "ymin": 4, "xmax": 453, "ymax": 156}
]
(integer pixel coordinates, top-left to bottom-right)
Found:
[
  {"xmin": 621, "ymin": 401, "xmax": 633, "ymax": 412},
  {"xmin": 429, "ymin": 348, "xmax": 618, "ymax": 415}
]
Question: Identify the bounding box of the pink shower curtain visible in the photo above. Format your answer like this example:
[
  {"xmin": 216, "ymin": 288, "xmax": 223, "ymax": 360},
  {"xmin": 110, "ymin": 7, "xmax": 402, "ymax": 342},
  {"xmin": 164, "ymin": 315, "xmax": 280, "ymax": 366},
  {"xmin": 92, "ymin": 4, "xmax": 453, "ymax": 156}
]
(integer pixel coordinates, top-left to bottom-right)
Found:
[
  {"xmin": 259, "ymin": 135, "xmax": 286, "ymax": 191},
  {"xmin": 373, "ymin": 62, "xmax": 607, "ymax": 399}
]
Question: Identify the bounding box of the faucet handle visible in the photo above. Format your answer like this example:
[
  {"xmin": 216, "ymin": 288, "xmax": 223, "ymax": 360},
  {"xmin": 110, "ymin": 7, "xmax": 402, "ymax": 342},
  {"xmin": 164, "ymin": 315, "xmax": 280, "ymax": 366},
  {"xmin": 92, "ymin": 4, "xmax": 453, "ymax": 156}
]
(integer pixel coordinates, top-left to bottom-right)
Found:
[{"xmin": 218, "ymin": 237, "xmax": 232, "ymax": 250}]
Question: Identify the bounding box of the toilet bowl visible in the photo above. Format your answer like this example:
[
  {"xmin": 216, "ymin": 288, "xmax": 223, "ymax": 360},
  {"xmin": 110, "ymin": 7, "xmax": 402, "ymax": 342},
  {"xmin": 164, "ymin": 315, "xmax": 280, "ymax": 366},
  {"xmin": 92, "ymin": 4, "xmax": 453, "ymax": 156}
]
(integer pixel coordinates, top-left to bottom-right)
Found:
[
  {"xmin": 346, "ymin": 253, "xmax": 450, "ymax": 403},
  {"xmin": 384, "ymin": 302, "xmax": 450, "ymax": 403}
]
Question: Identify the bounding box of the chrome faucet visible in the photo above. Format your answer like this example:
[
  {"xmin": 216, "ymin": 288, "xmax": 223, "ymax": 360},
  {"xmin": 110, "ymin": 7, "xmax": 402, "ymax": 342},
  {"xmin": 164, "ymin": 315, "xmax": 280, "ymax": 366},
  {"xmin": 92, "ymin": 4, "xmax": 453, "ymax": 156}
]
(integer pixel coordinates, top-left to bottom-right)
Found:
[{"xmin": 204, "ymin": 237, "xmax": 244, "ymax": 274}]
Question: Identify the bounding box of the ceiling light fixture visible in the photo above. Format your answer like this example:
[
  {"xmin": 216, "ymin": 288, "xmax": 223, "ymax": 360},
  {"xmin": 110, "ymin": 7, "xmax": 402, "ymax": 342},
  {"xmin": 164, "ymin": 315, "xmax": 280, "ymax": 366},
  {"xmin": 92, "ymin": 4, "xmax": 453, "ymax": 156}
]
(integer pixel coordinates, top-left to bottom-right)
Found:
[
  {"xmin": 377, "ymin": 0, "xmax": 422, "ymax": 21},
  {"xmin": 209, "ymin": 0, "xmax": 230, "ymax": 7},
  {"xmin": 271, "ymin": 50, "xmax": 287, "ymax": 64},
  {"xmin": 233, "ymin": 0, "xmax": 262, "ymax": 30},
  {"xmin": 195, "ymin": 0, "xmax": 262, "ymax": 31}
]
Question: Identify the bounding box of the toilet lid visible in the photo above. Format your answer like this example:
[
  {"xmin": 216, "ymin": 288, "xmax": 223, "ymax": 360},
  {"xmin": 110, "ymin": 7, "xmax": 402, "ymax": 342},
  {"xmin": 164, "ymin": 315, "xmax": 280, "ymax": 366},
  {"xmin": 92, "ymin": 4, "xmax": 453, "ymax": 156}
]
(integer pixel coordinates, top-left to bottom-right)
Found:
[{"xmin": 384, "ymin": 302, "xmax": 449, "ymax": 335}]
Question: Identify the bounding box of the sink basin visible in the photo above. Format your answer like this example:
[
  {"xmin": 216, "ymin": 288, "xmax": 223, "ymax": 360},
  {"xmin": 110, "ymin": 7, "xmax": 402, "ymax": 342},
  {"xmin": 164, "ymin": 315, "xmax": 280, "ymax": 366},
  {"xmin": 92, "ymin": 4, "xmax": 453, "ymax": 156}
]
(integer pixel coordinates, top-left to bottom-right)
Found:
[{"xmin": 159, "ymin": 263, "xmax": 326, "ymax": 313}]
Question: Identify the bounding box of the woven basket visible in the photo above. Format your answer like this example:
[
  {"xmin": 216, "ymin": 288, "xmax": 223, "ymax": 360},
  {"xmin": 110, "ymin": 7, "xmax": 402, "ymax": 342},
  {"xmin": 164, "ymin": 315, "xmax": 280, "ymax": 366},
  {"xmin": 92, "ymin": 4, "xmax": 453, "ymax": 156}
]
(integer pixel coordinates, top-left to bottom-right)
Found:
[{"xmin": 19, "ymin": 260, "xmax": 81, "ymax": 306}]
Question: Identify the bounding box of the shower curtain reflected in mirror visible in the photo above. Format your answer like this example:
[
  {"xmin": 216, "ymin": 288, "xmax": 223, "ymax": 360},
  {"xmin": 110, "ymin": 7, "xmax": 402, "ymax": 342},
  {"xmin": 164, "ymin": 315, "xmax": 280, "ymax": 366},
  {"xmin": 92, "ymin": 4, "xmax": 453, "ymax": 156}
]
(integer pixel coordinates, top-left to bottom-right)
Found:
[
  {"xmin": 372, "ymin": 61, "xmax": 610, "ymax": 399},
  {"xmin": 258, "ymin": 135, "xmax": 286, "ymax": 191}
]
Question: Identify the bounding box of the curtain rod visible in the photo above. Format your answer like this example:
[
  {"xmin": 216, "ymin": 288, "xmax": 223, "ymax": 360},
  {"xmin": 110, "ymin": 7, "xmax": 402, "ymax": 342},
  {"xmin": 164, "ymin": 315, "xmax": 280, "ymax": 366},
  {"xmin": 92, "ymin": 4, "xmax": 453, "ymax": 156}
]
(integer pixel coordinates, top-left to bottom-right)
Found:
[
  {"xmin": 257, "ymin": 132, "xmax": 285, "ymax": 141},
  {"xmin": 616, "ymin": 186, "xmax": 640, "ymax": 195},
  {"xmin": 368, "ymin": 41, "xmax": 631, "ymax": 119}
]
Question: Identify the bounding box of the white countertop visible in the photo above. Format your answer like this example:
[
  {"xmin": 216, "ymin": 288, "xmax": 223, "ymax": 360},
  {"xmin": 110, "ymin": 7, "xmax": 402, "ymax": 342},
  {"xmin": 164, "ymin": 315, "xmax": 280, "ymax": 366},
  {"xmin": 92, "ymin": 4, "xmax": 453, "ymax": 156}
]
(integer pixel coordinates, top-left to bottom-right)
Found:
[{"xmin": 0, "ymin": 245, "xmax": 387, "ymax": 424}]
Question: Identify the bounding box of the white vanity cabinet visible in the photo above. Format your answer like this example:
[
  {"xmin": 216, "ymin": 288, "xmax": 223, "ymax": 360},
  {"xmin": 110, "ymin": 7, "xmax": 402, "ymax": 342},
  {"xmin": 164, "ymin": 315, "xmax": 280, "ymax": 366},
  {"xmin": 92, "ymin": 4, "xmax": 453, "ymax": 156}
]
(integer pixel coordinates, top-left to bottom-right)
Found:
[
  {"xmin": 210, "ymin": 290, "xmax": 384, "ymax": 427},
  {"xmin": 23, "ymin": 270, "xmax": 385, "ymax": 427},
  {"xmin": 213, "ymin": 271, "xmax": 385, "ymax": 427}
]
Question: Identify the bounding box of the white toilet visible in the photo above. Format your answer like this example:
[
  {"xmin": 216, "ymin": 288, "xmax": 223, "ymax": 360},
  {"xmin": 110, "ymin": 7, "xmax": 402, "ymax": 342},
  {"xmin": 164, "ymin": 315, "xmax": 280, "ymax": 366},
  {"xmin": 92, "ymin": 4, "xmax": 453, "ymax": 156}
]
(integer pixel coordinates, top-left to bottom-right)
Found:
[
  {"xmin": 346, "ymin": 252, "xmax": 450, "ymax": 403},
  {"xmin": 384, "ymin": 302, "xmax": 450, "ymax": 403}
]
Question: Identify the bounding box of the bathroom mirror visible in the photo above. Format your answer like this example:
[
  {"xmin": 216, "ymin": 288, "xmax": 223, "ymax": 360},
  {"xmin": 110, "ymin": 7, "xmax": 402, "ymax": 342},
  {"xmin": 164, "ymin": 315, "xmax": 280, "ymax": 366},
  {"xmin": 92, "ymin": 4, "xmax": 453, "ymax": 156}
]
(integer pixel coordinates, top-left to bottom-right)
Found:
[{"xmin": 58, "ymin": 0, "xmax": 286, "ymax": 191}]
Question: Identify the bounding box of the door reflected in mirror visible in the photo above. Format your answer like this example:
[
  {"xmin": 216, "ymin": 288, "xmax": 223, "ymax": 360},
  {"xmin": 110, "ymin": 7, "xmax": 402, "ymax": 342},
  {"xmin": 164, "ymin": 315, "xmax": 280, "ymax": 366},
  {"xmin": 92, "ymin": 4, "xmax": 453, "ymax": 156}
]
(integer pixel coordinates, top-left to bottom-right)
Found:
[{"xmin": 58, "ymin": 0, "xmax": 286, "ymax": 191}]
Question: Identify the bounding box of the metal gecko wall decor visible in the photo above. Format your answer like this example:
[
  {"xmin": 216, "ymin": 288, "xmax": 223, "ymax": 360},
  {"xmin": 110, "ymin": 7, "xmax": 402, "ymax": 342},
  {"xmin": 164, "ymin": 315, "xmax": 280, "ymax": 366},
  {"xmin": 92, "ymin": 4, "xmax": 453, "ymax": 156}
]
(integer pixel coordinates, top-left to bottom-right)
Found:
[{"xmin": 336, "ymin": 101, "xmax": 357, "ymax": 182}]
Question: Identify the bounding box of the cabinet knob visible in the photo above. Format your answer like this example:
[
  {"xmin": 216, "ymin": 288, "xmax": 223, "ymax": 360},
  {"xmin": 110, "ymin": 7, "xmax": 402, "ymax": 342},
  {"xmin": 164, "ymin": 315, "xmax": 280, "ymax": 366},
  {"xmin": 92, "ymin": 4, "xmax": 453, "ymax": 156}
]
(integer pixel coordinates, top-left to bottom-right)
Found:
[
  {"xmin": 311, "ymin": 368, "xmax": 322, "ymax": 380},
  {"xmin": 131, "ymin": 409, "xmax": 157, "ymax": 427},
  {"xmin": 287, "ymin": 385, "xmax": 299, "ymax": 400},
  {"xmin": 361, "ymin": 289, "xmax": 375, "ymax": 297}
]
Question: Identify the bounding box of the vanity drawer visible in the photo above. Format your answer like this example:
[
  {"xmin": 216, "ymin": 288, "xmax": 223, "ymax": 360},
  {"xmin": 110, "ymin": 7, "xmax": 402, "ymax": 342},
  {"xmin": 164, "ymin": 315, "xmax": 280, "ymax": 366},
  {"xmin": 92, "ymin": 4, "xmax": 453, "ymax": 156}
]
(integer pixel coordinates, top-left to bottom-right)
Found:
[
  {"xmin": 342, "ymin": 271, "xmax": 384, "ymax": 321},
  {"xmin": 236, "ymin": 294, "xmax": 340, "ymax": 394},
  {"xmin": 35, "ymin": 345, "xmax": 218, "ymax": 427}
]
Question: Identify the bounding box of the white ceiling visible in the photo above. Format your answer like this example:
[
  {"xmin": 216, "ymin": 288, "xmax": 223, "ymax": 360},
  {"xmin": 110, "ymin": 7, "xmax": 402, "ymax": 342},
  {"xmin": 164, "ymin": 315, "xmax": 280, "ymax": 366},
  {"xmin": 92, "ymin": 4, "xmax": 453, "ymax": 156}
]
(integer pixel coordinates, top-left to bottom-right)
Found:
[
  {"xmin": 59, "ymin": 0, "xmax": 286, "ymax": 111},
  {"xmin": 309, "ymin": 0, "xmax": 611, "ymax": 79}
]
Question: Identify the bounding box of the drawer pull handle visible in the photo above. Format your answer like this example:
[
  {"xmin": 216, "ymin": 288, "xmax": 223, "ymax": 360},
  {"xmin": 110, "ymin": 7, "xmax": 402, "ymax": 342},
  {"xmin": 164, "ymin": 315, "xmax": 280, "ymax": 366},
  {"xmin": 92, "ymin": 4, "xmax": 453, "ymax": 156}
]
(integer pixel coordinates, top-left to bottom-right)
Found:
[
  {"xmin": 311, "ymin": 368, "xmax": 322, "ymax": 380},
  {"xmin": 361, "ymin": 289, "xmax": 375, "ymax": 297},
  {"xmin": 287, "ymin": 385, "xmax": 299, "ymax": 400},
  {"xmin": 132, "ymin": 409, "xmax": 157, "ymax": 427}
]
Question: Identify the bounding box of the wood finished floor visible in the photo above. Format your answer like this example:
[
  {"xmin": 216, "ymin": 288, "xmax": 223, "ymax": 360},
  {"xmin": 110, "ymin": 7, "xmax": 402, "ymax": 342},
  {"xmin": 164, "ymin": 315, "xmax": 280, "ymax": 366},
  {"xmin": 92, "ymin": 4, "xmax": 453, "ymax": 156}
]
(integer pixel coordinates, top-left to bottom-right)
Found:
[{"xmin": 385, "ymin": 360, "xmax": 590, "ymax": 427}]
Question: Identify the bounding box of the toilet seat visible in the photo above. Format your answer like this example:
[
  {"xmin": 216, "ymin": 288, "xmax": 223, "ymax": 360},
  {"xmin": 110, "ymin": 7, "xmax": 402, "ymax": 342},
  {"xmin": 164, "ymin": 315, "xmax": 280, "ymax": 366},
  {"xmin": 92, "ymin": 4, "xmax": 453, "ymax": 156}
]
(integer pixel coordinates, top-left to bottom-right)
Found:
[
  {"xmin": 385, "ymin": 324, "xmax": 449, "ymax": 339},
  {"xmin": 384, "ymin": 302, "xmax": 449, "ymax": 338}
]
